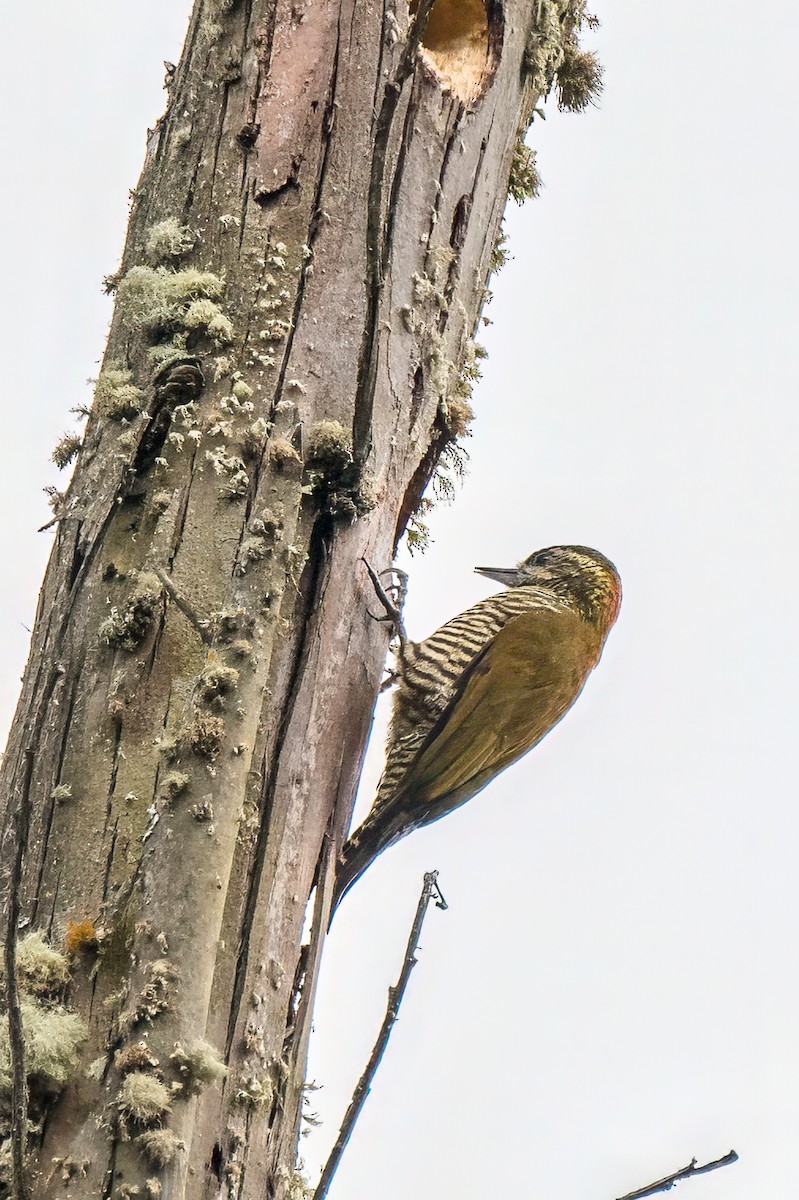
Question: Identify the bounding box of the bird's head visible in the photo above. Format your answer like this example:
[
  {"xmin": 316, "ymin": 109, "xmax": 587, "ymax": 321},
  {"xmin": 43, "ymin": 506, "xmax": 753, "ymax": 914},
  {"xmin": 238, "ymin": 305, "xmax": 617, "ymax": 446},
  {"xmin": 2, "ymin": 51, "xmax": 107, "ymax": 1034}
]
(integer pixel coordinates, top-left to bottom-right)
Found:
[{"xmin": 476, "ymin": 545, "xmax": 622, "ymax": 635}]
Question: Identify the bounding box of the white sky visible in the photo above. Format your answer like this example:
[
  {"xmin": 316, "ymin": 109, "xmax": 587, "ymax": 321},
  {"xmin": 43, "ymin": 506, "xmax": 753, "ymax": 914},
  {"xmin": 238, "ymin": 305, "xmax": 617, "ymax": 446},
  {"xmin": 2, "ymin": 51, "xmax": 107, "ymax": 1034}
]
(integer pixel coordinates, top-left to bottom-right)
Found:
[{"xmin": 1, "ymin": 3, "xmax": 798, "ymax": 1198}]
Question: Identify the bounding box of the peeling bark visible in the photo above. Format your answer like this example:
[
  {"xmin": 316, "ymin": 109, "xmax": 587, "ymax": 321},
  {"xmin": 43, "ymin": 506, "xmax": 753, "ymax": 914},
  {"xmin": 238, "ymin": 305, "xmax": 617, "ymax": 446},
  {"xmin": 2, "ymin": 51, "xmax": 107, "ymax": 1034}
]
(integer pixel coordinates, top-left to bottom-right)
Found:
[{"xmin": 0, "ymin": 1, "xmax": 581, "ymax": 1196}]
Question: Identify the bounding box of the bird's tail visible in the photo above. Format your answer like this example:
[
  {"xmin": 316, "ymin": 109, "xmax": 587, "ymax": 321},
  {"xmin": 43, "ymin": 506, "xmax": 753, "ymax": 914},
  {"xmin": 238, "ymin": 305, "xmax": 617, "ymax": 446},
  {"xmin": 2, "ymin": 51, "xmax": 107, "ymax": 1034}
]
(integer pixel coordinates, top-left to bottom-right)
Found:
[
  {"xmin": 329, "ymin": 836, "xmax": 374, "ymax": 923},
  {"xmin": 329, "ymin": 798, "xmax": 418, "ymax": 924}
]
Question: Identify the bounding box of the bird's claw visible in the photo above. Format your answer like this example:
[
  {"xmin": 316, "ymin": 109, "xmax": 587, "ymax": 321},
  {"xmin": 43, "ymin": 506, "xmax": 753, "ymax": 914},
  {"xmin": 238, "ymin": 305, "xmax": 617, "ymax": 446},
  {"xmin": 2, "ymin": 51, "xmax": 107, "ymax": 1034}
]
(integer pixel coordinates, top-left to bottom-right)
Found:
[
  {"xmin": 378, "ymin": 668, "xmax": 400, "ymax": 694},
  {"xmin": 362, "ymin": 558, "xmax": 408, "ymax": 644}
]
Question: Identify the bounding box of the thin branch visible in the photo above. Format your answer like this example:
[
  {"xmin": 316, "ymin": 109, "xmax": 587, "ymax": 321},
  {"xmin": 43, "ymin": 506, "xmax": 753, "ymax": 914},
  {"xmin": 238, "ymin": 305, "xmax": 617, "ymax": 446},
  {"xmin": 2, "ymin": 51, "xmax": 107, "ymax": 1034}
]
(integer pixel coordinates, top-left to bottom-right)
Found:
[
  {"xmin": 616, "ymin": 1150, "xmax": 739, "ymax": 1200},
  {"xmin": 152, "ymin": 566, "xmax": 211, "ymax": 643},
  {"xmin": 4, "ymin": 748, "xmax": 35, "ymax": 1200},
  {"xmin": 314, "ymin": 870, "xmax": 448, "ymax": 1200}
]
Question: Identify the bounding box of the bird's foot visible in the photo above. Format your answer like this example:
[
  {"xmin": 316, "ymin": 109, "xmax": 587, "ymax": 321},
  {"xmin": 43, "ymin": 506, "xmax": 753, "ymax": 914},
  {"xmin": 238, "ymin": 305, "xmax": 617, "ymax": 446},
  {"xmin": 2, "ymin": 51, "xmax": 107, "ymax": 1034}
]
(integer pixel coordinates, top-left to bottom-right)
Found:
[
  {"xmin": 362, "ymin": 559, "xmax": 408, "ymax": 644},
  {"xmin": 378, "ymin": 667, "xmax": 400, "ymax": 694}
]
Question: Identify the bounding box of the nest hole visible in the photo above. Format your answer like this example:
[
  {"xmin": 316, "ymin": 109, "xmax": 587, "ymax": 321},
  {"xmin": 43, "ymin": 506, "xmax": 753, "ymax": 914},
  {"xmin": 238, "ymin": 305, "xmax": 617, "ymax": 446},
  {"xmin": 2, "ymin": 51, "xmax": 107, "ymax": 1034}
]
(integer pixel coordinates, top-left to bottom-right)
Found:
[{"xmin": 411, "ymin": 0, "xmax": 502, "ymax": 103}]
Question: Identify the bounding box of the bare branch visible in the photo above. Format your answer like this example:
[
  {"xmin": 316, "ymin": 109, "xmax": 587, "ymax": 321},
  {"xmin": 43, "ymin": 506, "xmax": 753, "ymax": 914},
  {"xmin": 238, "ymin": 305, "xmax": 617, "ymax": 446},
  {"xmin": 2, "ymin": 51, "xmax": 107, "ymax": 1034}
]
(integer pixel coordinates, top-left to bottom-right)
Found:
[
  {"xmin": 314, "ymin": 870, "xmax": 448, "ymax": 1200},
  {"xmin": 616, "ymin": 1150, "xmax": 739, "ymax": 1200}
]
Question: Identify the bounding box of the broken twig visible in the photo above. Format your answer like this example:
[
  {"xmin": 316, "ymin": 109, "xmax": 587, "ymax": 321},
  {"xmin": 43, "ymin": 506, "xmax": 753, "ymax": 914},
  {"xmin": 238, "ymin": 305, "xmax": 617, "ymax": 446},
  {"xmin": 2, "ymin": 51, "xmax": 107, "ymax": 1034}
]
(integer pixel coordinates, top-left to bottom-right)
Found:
[
  {"xmin": 616, "ymin": 1150, "xmax": 738, "ymax": 1200},
  {"xmin": 152, "ymin": 566, "xmax": 211, "ymax": 643},
  {"xmin": 314, "ymin": 870, "xmax": 447, "ymax": 1200}
]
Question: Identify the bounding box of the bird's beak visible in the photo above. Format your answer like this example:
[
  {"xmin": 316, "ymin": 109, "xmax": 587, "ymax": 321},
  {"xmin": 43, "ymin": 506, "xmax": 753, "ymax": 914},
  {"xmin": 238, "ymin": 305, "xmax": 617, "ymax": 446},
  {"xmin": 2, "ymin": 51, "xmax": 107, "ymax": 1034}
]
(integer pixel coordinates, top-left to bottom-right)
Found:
[{"xmin": 474, "ymin": 566, "xmax": 520, "ymax": 586}]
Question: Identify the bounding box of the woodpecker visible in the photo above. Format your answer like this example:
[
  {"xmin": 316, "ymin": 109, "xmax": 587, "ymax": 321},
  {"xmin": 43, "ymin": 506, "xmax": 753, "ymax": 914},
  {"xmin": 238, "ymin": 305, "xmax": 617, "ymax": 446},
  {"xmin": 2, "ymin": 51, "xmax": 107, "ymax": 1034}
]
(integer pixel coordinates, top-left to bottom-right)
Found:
[{"xmin": 333, "ymin": 545, "xmax": 621, "ymax": 911}]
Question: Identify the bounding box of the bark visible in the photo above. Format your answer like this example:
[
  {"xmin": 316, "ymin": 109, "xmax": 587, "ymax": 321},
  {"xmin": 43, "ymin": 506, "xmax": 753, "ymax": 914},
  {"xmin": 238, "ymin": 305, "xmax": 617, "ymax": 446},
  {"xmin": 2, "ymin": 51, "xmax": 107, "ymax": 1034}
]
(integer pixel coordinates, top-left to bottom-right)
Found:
[{"xmin": 0, "ymin": 1, "xmax": 583, "ymax": 1196}]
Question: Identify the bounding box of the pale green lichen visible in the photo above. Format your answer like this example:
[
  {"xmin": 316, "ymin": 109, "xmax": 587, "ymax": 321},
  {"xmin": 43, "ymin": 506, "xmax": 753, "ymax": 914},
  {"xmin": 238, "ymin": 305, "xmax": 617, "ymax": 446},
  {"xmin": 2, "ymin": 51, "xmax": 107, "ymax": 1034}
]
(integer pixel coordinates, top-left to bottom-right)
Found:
[
  {"xmin": 205, "ymin": 446, "xmax": 250, "ymax": 496},
  {"xmin": 404, "ymin": 337, "xmax": 484, "ymax": 556},
  {"xmin": 305, "ymin": 421, "xmax": 352, "ymax": 473},
  {"xmin": 117, "ymin": 1072, "xmax": 172, "ymax": 1126},
  {"xmin": 507, "ymin": 137, "xmax": 542, "ymax": 203},
  {"xmin": 190, "ymin": 711, "xmax": 226, "ymax": 760},
  {"xmin": 406, "ymin": 498, "xmax": 434, "ymax": 556},
  {"xmin": 524, "ymin": 0, "xmax": 567, "ymax": 93},
  {"xmin": 268, "ymin": 437, "xmax": 302, "ymax": 470},
  {"xmin": 99, "ymin": 571, "xmax": 163, "ymax": 651},
  {"xmin": 128, "ymin": 960, "xmax": 176, "ymax": 1027},
  {"xmin": 136, "ymin": 1128, "xmax": 182, "ymax": 1169},
  {"xmin": 524, "ymin": 1, "xmax": 601, "ymax": 108},
  {"xmin": 189, "ymin": 799, "xmax": 214, "ymax": 822},
  {"xmin": 95, "ymin": 366, "xmax": 145, "ymax": 420},
  {"xmin": 427, "ymin": 330, "xmax": 452, "ymax": 400},
  {"xmin": 236, "ymin": 536, "xmax": 269, "ymax": 575},
  {"xmin": 258, "ymin": 509, "xmax": 283, "ymax": 538},
  {"xmin": 444, "ymin": 397, "xmax": 474, "ymax": 439},
  {"xmin": 556, "ymin": 44, "xmax": 603, "ymax": 111},
  {"xmin": 51, "ymin": 433, "xmax": 81, "ymax": 470},
  {"xmin": 147, "ymin": 338, "xmax": 191, "ymax": 369},
  {"xmin": 116, "ymin": 266, "xmax": 226, "ymax": 342},
  {"xmin": 16, "ymin": 932, "xmax": 71, "ymax": 999},
  {"xmin": 145, "ymin": 218, "xmax": 195, "ymax": 264},
  {"xmin": 489, "ymin": 223, "xmax": 510, "ymax": 275},
  {"xmin": 235, "ymin": 1075, "xmax": 273, "ymax": 1108},
  {"xmin": 198, "ymin": 663, "xmax": 239, "ymax": 703},
  {"xmin": 411, "ymin": 270, "xmax": 444, "ymax": 310},
  {"xmin": 427, "ymin": 244, "xmax": 457, "ymax": 285},
  {"xmin": 449, "ymin": 338, "xmax": 485, "ymax": 419},
  {"xmin": 209, "ymin": 607, "xmax": 248, "ymax": 639},
  {"xmin": 406, "ymin": 428, "xmax": 470, "ymax": 555},
  {"xmin": 150, "ymin": 489, "xmax": 173, "ymax": 516},
  {"xmin": 0, "ymin": 1000, "xmax": 87, "ymax": 1093},
  {"xmin": 258, "ymin": 318, "xmax": 290, "ymax": 342},
  {"xmin": 50, "ymin": 783, "xmax": 73, "ymax": 804},
  {"xmin": 44, "ymin": 486, "xmax": 64, "ymax": 518},
  {"xmin": 182, "ymin": 298, "xmax": 234, "ymax": 344},
  {"xmin": 241, "ymin": 418, "xmax": 271, "ymax": 459},
  {"xmin": 170, "ymin": 1040, "xmax": 226, "ymax": 1093},
  {"xmin": 277, "ymin": 1163, "xmax": 314, "ymax": 1200},
  {"xmin": 303, "ymin": 420, "xmax": 373, "ymax": 520},
  {"xmin": 231, "ymin": 378, "xmax": 253, "ymax": 402},
  {"xmin": 114, "ymin": 1042, "xmax": 160, "ymax": 1076},
  {"xmin": 224, "ymin": 469, "xmax": 250, "ymax": 499}
]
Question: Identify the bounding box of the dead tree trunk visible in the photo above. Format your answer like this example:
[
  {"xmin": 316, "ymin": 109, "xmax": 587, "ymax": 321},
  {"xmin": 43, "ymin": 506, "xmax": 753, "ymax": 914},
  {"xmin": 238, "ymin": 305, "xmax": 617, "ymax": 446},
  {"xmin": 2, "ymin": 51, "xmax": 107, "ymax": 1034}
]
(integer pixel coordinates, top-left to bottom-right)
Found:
[{"xmin": 0, "ymin": 2, "xmax": 596, "ymax": 1196}]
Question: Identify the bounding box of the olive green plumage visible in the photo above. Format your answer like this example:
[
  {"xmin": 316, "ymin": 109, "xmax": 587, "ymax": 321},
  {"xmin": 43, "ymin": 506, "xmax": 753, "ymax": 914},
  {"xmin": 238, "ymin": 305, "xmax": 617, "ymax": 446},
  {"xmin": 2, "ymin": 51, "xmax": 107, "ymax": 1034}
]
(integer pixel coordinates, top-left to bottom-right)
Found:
[{"xmin": 333, "ymin": 545, "xmax": 621, "ymax": 911}]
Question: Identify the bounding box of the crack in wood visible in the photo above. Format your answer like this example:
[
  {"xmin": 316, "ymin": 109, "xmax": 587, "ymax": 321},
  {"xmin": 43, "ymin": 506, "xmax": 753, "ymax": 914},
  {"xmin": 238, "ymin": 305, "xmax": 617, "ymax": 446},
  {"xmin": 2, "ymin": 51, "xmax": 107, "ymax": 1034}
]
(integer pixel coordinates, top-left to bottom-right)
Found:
[
  {"xmin": 28, "ymin": 668, "xmax": 74, "ymax": 925},
  {"xmin": 263, "ymin": 22, "xmax": 342, "ymax": 425},
  {"xmin": 224, "ymin": 514, "xmax": 331, "ymax": 1058},
  {"xmin": 352, "ymin": 0, "xmax": 438, "ymax": 467}
]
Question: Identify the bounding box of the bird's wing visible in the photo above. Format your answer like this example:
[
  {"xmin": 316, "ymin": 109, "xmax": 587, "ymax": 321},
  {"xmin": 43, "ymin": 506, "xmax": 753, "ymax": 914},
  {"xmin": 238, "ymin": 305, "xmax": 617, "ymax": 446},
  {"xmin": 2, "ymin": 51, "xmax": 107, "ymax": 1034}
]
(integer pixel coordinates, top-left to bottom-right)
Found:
[{"xmin": 390, "ymin": 605, "xmax": 600, "ymax": 815}]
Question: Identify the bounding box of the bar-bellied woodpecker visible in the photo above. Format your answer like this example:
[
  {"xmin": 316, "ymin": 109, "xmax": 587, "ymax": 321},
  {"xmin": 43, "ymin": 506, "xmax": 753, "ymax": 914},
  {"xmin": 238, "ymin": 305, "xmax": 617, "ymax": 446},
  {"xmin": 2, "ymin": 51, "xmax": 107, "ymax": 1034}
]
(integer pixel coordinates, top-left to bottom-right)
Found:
[{"xmin": 333, "ymin": 545, "xmax": 621, "ymax": 911}]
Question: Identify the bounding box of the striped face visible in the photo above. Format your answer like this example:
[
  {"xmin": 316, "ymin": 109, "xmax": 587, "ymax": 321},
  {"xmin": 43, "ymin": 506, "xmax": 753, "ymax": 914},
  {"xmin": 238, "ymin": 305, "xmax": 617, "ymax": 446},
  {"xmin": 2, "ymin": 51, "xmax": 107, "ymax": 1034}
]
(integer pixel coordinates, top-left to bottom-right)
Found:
[{"xmin": 513, "ymin": 546, "xmax": 622, "ymax": 636}]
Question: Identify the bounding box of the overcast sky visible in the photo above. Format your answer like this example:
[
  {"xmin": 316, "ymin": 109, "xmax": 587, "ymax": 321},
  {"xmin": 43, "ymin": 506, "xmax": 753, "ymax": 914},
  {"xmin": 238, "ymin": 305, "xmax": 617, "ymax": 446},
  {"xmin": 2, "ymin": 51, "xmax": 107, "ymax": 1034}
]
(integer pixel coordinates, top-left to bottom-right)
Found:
[{"xmin": 1, "ymin": 3, "xmax": 798, "ymax": 1198}]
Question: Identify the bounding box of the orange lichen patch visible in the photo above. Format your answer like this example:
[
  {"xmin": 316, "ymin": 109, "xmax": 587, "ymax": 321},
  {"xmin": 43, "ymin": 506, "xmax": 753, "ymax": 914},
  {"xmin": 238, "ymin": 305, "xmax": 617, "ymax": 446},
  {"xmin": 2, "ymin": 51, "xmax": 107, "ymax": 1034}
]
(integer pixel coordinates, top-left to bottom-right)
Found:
[
  {"xmin": 64, "ymin": 919, "xmax": 99, "ymax": 955},
  {"xmin": 411, "ymin": 0, "xmax": 499, "ymax": 103}
]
